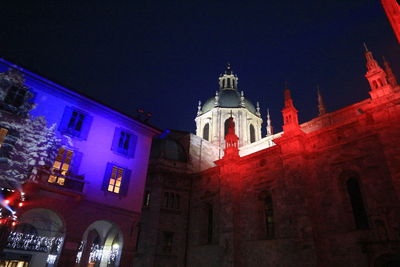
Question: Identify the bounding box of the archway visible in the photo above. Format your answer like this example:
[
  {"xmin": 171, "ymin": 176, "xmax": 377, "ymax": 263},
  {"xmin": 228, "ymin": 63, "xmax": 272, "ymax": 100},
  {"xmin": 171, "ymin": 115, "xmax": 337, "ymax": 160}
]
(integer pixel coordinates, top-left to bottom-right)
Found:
[
  {"xmin": 75, "ymin": 220, "xmax": 123, "ymax": 267},
  {"xmin": 2, "ymin": 208, "xmax": 65, "ymax": 267}
]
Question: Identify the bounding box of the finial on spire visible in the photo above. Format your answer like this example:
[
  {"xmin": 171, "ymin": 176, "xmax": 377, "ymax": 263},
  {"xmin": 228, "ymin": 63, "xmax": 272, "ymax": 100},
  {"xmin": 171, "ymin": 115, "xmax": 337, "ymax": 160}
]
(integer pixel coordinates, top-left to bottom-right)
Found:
[
  {"xmin": 256, "ymin": 102, "xmax": 261, "ymax": 116},
  {"xmin": 317, "ymin": 85, "xmax": 327, "ymax": 116},
  {"xmin": 266, "ymin": 108, "xmax": 273, "ymax": 136},
  {"xmin": 214, "ymin": 91, "xmax": 219, "ymax": 107},
  {"xmin": 225, "ymin": 62, "xmax": 232, "ymax": 75},
  {"xmin": 197, "ymin": 101, "xmax": 202, "ymax": 115},
  {"xmin": 240, "ymin": 91, "xmax": 245, "ymax": 107},
  {"xmin": 363, "ymin": 42, "xmax": 369, "ymax": 52}
]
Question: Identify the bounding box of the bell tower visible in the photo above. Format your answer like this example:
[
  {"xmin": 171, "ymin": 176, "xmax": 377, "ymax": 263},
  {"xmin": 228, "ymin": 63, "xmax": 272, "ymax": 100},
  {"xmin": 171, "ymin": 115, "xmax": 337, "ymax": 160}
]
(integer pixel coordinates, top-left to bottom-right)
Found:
[{"xmin": 364, "ymin": 44, "xmax": 393, "ymax": 99}]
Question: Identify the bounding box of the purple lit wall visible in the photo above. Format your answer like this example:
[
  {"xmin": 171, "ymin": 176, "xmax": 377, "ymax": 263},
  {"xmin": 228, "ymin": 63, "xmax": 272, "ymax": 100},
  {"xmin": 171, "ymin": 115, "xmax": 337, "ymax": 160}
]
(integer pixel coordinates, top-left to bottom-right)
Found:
[{"xmin": 0, "ymin": 59, "xmax": 160, "ymax": 213}]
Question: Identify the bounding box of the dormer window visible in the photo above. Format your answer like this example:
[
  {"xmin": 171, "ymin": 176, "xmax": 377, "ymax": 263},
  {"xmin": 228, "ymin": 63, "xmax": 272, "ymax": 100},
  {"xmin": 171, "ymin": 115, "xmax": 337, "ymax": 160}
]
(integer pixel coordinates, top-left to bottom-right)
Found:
[{"xmin": 4, "ymin": 86, "xmax": 26, "ymax": 108}]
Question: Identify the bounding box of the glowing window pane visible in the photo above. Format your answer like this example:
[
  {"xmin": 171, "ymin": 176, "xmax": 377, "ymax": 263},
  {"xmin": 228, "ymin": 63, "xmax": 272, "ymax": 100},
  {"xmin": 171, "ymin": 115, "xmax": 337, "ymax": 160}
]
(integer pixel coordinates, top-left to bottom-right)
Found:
[
  {"xmin": 0, "ymin": 128, "xmax": 8, "ymax": 148},
  {"xmin": 108, "ymin": 166, "xmax": 124, "ymax": 194},
  {"xmin": 57, "ymin": 178, "xmax": 65, "ymax": 185},
  {"xmin": 49, "ymin": 148, "xmax": 74, "ymax": 186},
  {"xmin": 48, "ymin": 175, "xmax": 56, "ymax": 183}
]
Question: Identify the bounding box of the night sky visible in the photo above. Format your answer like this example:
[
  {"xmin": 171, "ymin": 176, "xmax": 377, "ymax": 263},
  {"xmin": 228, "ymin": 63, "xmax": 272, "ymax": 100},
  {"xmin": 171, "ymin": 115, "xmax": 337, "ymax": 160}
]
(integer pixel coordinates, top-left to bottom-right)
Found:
[{"xmin": 1, "ymin": 1, "xmax": 399, "ymax": 134}]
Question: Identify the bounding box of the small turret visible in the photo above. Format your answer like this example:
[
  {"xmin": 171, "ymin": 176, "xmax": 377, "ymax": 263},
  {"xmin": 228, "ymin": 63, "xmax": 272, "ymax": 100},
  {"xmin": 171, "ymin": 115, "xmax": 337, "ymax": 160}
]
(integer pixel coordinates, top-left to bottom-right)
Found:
[
  {"xmin": 364, "ymin": 44, "xmax": 392, "ymax": 99},
  {"xmin": 317, "ymin": 86, "xmax": 327, "ymax": 116},
  {"xmin": 218, "ymin": 63, "xmax": 239, "ymax": 90},
  {"xmin": 383, "ymin": 57, "xmax": 398, "ymax": 88},
  {"xmin": 266, "ymin": 109, "xmax": 273, "ymax": 136},
  {"xmin": 282, "ymin": 85, "xmax": 300, "ymax": 134}
]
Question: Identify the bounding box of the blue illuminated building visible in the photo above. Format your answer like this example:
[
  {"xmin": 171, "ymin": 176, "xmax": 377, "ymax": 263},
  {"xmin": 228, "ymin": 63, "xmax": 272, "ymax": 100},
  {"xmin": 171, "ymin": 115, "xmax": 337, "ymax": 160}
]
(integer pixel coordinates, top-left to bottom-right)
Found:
[{"xmin": 0, "ymin": 59, "xmax": 160, "ymax": 266}]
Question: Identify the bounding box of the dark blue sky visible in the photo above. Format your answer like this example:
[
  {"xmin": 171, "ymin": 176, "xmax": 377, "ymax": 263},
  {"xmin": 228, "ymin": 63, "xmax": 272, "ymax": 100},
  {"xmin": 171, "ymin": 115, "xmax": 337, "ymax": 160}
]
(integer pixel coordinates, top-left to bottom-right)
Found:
[{"xmin": 1, "ymin": 1, "xmax": 399, "ymax": 133}]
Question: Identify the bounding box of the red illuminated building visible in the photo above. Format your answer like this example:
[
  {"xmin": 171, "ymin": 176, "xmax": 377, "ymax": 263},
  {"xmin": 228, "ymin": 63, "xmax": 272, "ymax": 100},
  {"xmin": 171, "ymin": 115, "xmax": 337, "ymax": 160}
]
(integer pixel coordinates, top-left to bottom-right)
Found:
[{"xmin": 135, "ymin": 32, "xmax": 400, "ymax": 267}]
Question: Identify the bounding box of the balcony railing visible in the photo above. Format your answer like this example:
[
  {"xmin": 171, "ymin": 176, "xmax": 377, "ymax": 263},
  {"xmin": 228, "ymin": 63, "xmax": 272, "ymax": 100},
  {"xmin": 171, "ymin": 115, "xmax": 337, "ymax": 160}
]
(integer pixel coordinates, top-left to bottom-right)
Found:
[{"xmin": 30, "ymin": 167, "xmax": 85, "ymax": 194}]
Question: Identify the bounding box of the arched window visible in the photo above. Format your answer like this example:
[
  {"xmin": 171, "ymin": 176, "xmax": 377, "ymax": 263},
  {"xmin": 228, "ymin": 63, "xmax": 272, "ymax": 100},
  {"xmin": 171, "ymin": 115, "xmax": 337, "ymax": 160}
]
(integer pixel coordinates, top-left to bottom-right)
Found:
[
  {"xmin": 378, "ymin": 79, "xmax": 384, "ymax": 87},
  {"xmin": 346, "ymin": 177, "xmax": 369, "ymax": 229},
  {"xmin": 224, "ymin": 118, "xmax": 231, "ymax": 136},
  {"xmin": 249, "ymin": 124, "xmax": 256, "ymax": 143},
  {"xmin": 373, "ymin": 80, "xmax": 379, "ymax": 89},
  {"xmin": 264, "ymin": 195, "xmax": 274, "ymax": 239},
  {"xmin": 203, "ymin": 123, "xmax": 209, "ymax": 141}
]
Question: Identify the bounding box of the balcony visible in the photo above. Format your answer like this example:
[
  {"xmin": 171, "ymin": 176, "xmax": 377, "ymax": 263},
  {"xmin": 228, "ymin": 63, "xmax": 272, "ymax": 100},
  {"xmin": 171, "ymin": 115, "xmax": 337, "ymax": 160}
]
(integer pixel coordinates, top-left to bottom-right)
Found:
[{"xmin": 30, "ymin": 167, "xmax": 86, "ymax": 196}]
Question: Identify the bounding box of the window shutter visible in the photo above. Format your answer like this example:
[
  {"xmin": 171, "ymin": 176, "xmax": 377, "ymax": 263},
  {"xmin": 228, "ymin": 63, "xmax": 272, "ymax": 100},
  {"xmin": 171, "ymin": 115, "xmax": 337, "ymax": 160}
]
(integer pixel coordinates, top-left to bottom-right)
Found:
[
  {"xmin": 80, "ymin": 113, "xmax": 93, "ymax": 140},
  {"xmin": 71, "ymin": 151, "xmax": 83, "ymax": 175},
  {"xmin": 127, "ymin": 133, "xmax": 138, "ymax": 158},
  {"xmin": 111, "ymin": 128, "xmax": 121, "ymax": 152},
  {"xmin": 101, "ymin": 163, "xmax": 113, "ymax": 191},
  {"xmin": 120, "ymin": 168, "xmax": 132, "ymax": 196},
  {"xmin": 58, "ymin": 106, "xmax": 74, "ymax": 133}
]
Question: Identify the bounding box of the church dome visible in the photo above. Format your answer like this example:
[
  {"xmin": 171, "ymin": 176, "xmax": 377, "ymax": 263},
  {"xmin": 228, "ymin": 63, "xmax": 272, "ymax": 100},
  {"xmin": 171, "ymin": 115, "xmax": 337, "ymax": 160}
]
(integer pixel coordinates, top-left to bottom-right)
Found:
[
  {"xmin": 201, "ymin": 90, "xmax": 257, "ymax": 114},
  {"xmin": 199, "ymin": 63, "xmax": 258, "ymax": 116},
  {"xmin": 150, "ymin": 137, "xmax": 187, "ymax": 162}
]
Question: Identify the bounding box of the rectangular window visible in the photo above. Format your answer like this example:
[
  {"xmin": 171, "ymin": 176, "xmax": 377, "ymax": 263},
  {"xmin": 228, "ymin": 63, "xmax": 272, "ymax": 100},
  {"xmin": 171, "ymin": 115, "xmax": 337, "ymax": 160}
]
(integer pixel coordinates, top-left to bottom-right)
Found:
[
  {"xmin": 118, "ymin": 131, "xmax": 131, "ymax": 152},
  {"xmin": 108, "ymin": 166, "xmax": 124, "ymax": 194},
  {"xmin": 111, "ymin": 128, "xmax": 137, "ymax": 157},
  {"xmin": 4, "ymin": 86, "xmax": 26, "ymax": 108},
  {"xmin": 59, "ymin": 107, "xmax": 92, "ymax": 139},
  {"xmin": 48, "ymin": 148, "xmax": 74, "ymax": 185},
  {"xmin": 163, "ymin": 192, "xmax": 180, "ymax": 209},
  {"xmin": 163, "ymin": 231, "xmax": 174, "ymax": 253},
  {"xmin": 0, "ymin": 128, "xmax": 8, "ymax": 148},
  {"xmin": 102, "ymin": 163, "xmax": 131, "ymax": 196}
]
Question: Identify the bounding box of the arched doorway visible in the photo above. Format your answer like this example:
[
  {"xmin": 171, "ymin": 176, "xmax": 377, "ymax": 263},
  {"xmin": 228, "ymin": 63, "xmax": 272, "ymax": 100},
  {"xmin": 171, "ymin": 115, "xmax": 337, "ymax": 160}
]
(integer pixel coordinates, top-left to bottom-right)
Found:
[
  {"xmin": 2, "ymin": 208, "xmax": 65, "ymax": 267},
  {"xmin": 75, "ymin": 220, "xmax": 123, "ymax": 267}
]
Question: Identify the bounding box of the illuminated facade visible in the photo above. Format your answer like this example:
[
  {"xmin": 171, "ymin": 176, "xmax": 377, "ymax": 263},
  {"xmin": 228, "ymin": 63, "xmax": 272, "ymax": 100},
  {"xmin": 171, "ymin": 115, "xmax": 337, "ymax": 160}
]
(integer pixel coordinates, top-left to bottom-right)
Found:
[
  {"xmin": 195, "ymin": 64, "xmax": 263, "ymax": 152},
  {"xmin": 136, "ymin": 48, "xmax": 400, "ymax": 266},
  {"xmin": 0, "ymin": 59, "xmax": 160, "ymax": 266}
]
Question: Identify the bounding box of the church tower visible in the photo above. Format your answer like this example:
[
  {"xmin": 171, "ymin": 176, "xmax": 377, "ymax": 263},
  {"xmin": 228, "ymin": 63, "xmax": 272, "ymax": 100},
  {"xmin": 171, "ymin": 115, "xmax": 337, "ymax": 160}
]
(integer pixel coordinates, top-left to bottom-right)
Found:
[
  {"xmin": 195, "ymin": 64, "xmax": 263, "ymax": 148},
  {"xmin": 364, "ymin": 44, "xmax": 393, "ymax": 99}
]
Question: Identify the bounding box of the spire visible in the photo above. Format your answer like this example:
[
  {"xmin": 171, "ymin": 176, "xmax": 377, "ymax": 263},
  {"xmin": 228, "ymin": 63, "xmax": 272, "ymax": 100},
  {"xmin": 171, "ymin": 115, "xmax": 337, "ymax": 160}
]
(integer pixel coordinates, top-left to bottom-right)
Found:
[
  {"xmin": 282, "ymin": 84, "xmax": 300, "ymax": 134},
  {"xmin": 383, "ymin": 56, "xmax": 398, "ymax": 87},
  {"xmin": 197, "ymin": 101, "xmax": 202, "ymax": 115},
  {"xmin": 364, "ymin": 45, "xmax": 391, "ymax": 98},
  {"xmin": 364, "ymin": 43, "xmax": 380, "ymax": 71},
  {"xmin": 225, "ymin": 62, "xmax": 232, "ymax": 75},
  {"xmin": 256, "ymin": 102, "xmax": 261, "ymax": 116},
  {"xmin": 317, "ymin": 85, "xmax": 327, "ymax": 116},
  {"xmin": 214, "ymin": 91, "xmax": 219, "ymax": 107},
  {"xmin": 284, "ymin": 83, "xmax": 294, "ymax": 109},
  {"xmin": 240, "ymin": 91, "xmax": 245, "ymax": 107},
  {"xmin": 266, "ymin": 108, "xmax": 273, "ymax": 136}
]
